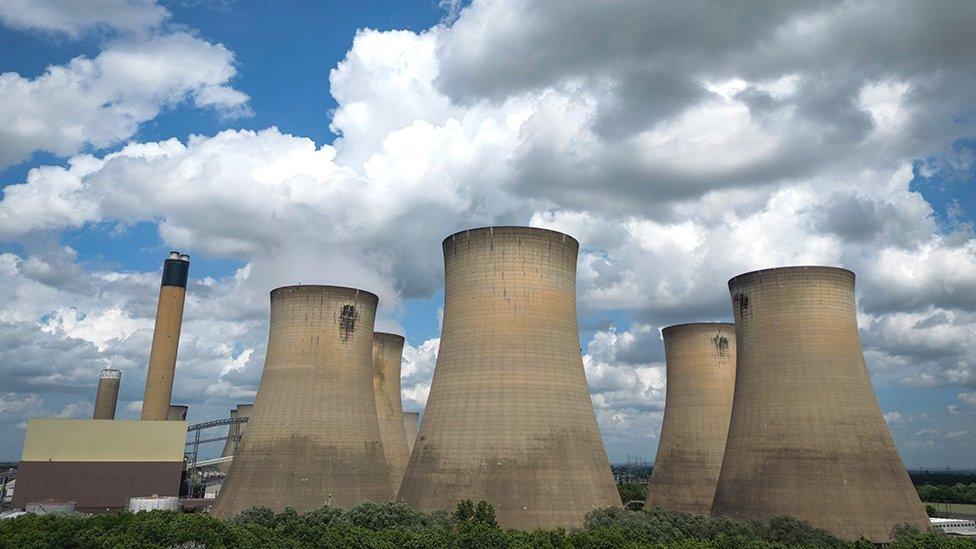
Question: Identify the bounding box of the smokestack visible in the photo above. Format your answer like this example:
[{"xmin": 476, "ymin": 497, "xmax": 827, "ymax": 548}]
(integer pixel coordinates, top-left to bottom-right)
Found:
[
  {"xmin": 645, "ymin": 323, "xmax": 735, "ymax": 515},
  {"xmin": 219, "ymin": 404, "xmax": 252, "ymax": 473},
  {"xmin": 92, "ymin": 368, "xmax": 121, "ymax": 420},
  {"xmin": 140, "ymin": 252, "xmax": 190, "ymax": 421},
  {"xmin": 402, "ymin": 411, "xmax": 420, "ymax": 455},
  {"xmin": 212, "ymin": 286, "xmax": 391, "ymax": 517},
  {"xmin": 711, "ymin": 266, "xmax": 929, "ymax": 542},
  {"xmin": 372, "ymin": 333, "xmax": 410, "ymax": 497},
  {"xmin": 167, "ymin": 405, "xmax": 188, "ymax": 421},
  {"xmin": 398, "ymin": 227, "xmax": 620, "ymax": 529}
]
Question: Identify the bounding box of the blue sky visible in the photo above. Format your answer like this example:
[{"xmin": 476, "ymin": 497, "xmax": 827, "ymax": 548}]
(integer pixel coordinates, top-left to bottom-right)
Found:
[{"xmin": 0, "ymin": 0, "xmax": 974, "ymax": 469}]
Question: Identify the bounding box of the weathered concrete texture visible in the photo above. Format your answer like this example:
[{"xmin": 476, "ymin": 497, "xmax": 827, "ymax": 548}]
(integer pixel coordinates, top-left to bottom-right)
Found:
[
  {"xmin": 403, "ymin": 412, "xmax": 420, "ymax": 455},
  {"xmin": 167, "ymin": 405, "xmax": 188, "ymax": 421},
  {"xmin": 219, "ymin": 404, "xmax": 252, "ymax": 473},
  {"xmin": 213, "ymin": 286, "xmax": 391, "ymax": 517},
  {"xmin": 711, "ymin": 266, "xmax": 929, "ymax": 542},
  {"xmin": 141, "ymin": 254, "xmax": 189, "ymax": 421},
  {"xmin": 373, "ymin": 333, "xmax": 410, "ymax": 498},
  {"xmin": 646, "ymin": 323, "xmax": 735, "ymax": 515},
  {"xmin": 398, "ymin": 227, "xmax": 621, "ymax": 529},
  {"xmin": 93, "ymin": 368, "xmax": 121, "ymax": 420}
]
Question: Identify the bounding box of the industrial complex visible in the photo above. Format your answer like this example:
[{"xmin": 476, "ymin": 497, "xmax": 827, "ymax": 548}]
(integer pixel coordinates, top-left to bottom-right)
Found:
[{"xmin": 3, "ymin": 232, "xmax": 937, "ymax": 541}]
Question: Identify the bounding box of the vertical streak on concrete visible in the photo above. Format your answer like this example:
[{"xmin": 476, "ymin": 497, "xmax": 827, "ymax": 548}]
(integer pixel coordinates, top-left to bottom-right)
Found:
[
  {"xmin": 373, "ymin": 333, "xmax": 410, "ymax": 497},
  {"xmin": 711, "ymin": 266, "xmax": 929, "ymax": 542},
  {"xmin": 93, "ymin": 368, "xmax": 121, "ymax": 420},
  {"xmin": 398, "ymin": 226, "xmax": 621, "ymax": 529},
  {"xmin": 403, "ymin": 412, "xmax": 420, "ymax": 455},
  {"xmin": 212, "ymin": 285, "xmax": 391, "ymax": 517},
  {"xmin": 141, "ymin": 252, "xmax": 189, "ymax": 421},
  {"xmin": 645, "ymin": 323, "xmax": 735, "ymax": 514}
]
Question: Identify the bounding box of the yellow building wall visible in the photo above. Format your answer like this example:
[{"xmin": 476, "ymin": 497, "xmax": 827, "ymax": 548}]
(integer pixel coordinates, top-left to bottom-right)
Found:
[{"xmin": 21, "ymin": 419, "xmax": 186, "ymax": 462}]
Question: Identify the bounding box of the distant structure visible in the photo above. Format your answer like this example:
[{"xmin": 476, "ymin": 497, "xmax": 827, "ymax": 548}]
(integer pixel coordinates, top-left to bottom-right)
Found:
[
  {"xmin": 212, "ymin": 286, "xmax": 391, "ymax": 517},
  {"xmin": 141, "ymin": 252, "xmax": 190, "ymax": 421},
  {"xmin": 398, "ymin": 227, "xmax": 620, "ymax": 529},
  {"xmin": 372, "ymin": 333, "xmax": 410, "ymax": 497},
  {"xmin": 403, "ymin": 411, "xmax": 420, "ymax": 455},
  {"xmin": 92, "ymin": 368, "xmax": 121, "ymax": 420},
  {"xmin": 219, "ymin": 404, "xmax": 252, "ymax": 473},
  {"xmin": 167, "ymin": 405, "xmax": 188, "ymax": 421},
  {"xmin": 645, "ymin": 323, "xmax": 735, "ymax": 515},
  {"xmin": 711, "ymin": 266, "xmax": 929, "ymax": 542}
]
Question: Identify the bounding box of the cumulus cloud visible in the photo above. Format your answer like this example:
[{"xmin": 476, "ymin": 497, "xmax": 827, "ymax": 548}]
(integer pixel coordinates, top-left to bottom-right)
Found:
[
  {"xmin": 0, "ymin": 0, "xmax": 975, "ymax": 464},
  {"xmin": 0, "ymin": 32, "xmax": 250, "ymax": 169},
  {"xmin": 0, "ymin": 0, "xmax": 168, "ymax": 36}
]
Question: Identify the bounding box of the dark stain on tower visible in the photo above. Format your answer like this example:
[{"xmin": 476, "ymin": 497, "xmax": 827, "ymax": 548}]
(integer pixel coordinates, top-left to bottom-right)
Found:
[
  {"xmin": 713, "ymin": 334, "xmax": 730, "ymax": 355},
  {"xmin": 339, "ymin": 304, "xmax": 358, "ymax": 342}
]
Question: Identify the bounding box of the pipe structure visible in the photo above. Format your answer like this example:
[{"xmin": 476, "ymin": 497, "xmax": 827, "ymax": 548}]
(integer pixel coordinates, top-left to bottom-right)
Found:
[
  {"xmin": 92, "ymin": 368, "xmax": 121, "ymax": 420},
  {"xmin": 213, "ymin": 286, "xmax": 391, "ymax": 517},
  {"xmin": 167, "ymin": 405, "xmax": 188, "ymax": 421},
  {"xmin": 403, "ymin": 412, "xmax": 420, "ymax": 455},
  {"xmin": 219, "ymin": 404, "xmax": 252, "ymax": 473},
  {"xmin": 372, "ymin": 333, "xmax": 410, "ymax": 498},
  {"xmin": 711, "ymin": 266, "xmax": 929, "ymax": 542},
  {"xmin": 645, "ymin": 323, "xmax": 735, "ymax": 515},
  {"xmin": 141, "ymin": 252, "xmax": 190, "ymax": 420},
  {"xmin": 398, "ymin": 227, "xmax": 620, "ymax": 529}
]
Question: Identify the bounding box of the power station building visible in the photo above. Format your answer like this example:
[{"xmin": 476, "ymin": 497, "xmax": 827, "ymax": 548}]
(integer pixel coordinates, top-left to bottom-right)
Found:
[
  {"xmin": 141, "ymin": 252, "xmax": 190, "ymax": 421},
  {"xmin": 372, "ymin": 333, "xmax": 410, "ymax": 497},
  {"xmin": 645, "ymin": 323, "xmax": 735, "ymax": 515},
  {"xmin": 710, "ymin": 266, "xmax": 929, "ymax": 542},
  {"xmin": 212, "ymin": 285, "xmax": 391, "ymax": 517},
  {"xmin": 397, "ymin": 227, "xmax": 620, "ymax": 529},
  {"xmin": 92, "ymin": 368, "xmax": 121, "ymax": 420}
]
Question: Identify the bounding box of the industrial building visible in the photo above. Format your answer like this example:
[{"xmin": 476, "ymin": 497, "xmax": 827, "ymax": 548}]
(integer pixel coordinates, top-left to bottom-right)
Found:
[
  {"xmin": 403, "ymin": 411, "xmax": 420, "ymax": 455},
  {"xmin": 397, "ymin": 227, "xmax": 621, "ymax": 529},
  {"xmin": 141, "ymin": 252, "xmax": 190, "ymax": 421},
  {"xmin": 12, "ymin": 419, "xmax": 186, "ymax": 511},
  {"xmin": 645, "ymin": 323, "xmax": 735, "ymax": 515},
  {"xmin": 710, "ymin": 266, "xmax": 930, "ymax": 542},
  {"xmin": 212, "ymin": 285, "xmax": 392, "ymax": 517},
  {"xmin": 372, "ymin": 333, "xmax": 410, "ymax": 497},
  {"xmin": 92, "ymin": 368, "xmax": 121, "ymax": 420}
]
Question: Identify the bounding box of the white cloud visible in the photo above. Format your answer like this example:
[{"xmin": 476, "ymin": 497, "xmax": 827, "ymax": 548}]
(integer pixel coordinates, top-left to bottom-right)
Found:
[
  {"xmin": 0, "ymin": 32, "xmax": 249, "ymax": 169},
  {"xmin": 0, "ymin": 0, "xmax": 168, "ymax": 36}
]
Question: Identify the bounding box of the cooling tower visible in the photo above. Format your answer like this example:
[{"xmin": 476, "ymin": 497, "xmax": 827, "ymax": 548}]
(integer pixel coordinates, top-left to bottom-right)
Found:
[
  {"xmin": 92, "ymin": 368, "xmax": 121, "ymax": 420},
  {"xmin": 141, "ymin": 252, "xmax": 190, "ymax": 421},
  {"xmin": 645, "ymin": 323, "xmax": 735, "ymax": 515},
  {"xmin": 403, "ymin": 411, "xmax": 420, "ymax": 455},
  {"xmin": 167, "ymin": 405, "xmax": 188, "ymax": 421},
  {"xmin": 711, "ymin": 266, "xmax": 929, "ymax": 542},
  {"xmin": 212, "ymin": 286, "xmax": 391, "ymax": 517},
  {"xmin": 219, "ymin": 404, "xmax": 252, "ymax": 473},
  {"xmin": 398, "ymin": 227, "xmax": 620, "ymax": 529},
  {"xmin": 372, "ymin": 333, "xmax": 410, "ymax": 497}
]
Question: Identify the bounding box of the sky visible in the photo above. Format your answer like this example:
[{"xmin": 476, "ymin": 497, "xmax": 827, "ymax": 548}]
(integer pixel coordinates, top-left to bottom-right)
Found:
[{"xmin": 0, "ymin": 0, "xmax": 974, "ymax": 468}]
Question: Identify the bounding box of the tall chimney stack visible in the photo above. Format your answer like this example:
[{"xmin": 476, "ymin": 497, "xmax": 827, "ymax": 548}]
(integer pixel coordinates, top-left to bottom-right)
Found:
[
  {"xmin": 140, "ymin": 251, "xmax": 190, "ymax": 421},
  {"xmin": 92, "ymin": 368, "xmax": 121, "ymax": 420}
]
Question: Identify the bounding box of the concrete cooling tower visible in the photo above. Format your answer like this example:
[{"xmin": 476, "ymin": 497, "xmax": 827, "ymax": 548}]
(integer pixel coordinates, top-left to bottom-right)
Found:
[
  {"xmin": 219, "ymin": 404, "xmax": 252, "ymax": 473},
  {"xmin": 645, "ymin": 323, "xmax": 735, "ymax": 515},
  {"xmin": 403, "ymin": 412, "xmax": 420, "ymax": 455},
  {"xmin": 212, "ymin": 286, "xmax": 391, "ymax": 517},
  {"xmin": 711, "ymin": 266, "xmax": 929, "ymax": 542},
  {"xmin": 397, "ymin": 227, "xmax": 620, "ymax": 529},
  {"xmin": 372, "ymin": 333, "xmax": 410, "ymax": 497},
  {"xmin": 141, "ymin": 252, "xmax": 190, "ymax": 421},
  {"xmin": 93, "ymin": 368, "xmax": 121, "ymax": 420}
]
